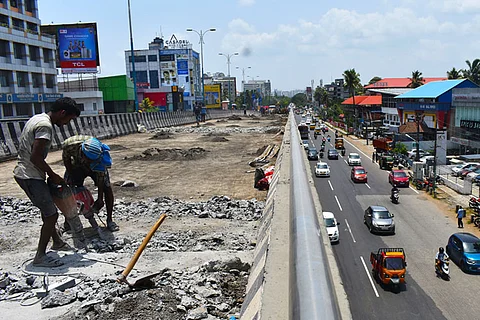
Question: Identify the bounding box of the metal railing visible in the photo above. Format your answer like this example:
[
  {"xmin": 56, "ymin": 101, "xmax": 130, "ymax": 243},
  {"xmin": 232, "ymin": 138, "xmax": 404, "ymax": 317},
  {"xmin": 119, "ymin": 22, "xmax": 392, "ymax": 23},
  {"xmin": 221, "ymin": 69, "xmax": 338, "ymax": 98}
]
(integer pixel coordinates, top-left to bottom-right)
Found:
[{"xmin": 290, "ymin": 115, "xmax": 340, "ymax": 319}]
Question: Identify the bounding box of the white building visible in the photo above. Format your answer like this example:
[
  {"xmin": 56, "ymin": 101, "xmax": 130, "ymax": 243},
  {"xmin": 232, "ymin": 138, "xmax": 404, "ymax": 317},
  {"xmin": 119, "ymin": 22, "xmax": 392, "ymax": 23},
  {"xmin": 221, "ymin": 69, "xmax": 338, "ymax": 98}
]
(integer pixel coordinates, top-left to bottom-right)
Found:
[
  {"xmin": 125, "ymin": 36, "xmax": 201, "ymax": 110},
  {"xmin": 57, "ymin": 76, "xmax": 104, "ymax": 115},
  {"xmin": 0, "ymin": 0, "xmax": 61, "ymax": 118},
  {"xmin": 244, "ymin": 80, "xmax": 272, "ymax": 105}
]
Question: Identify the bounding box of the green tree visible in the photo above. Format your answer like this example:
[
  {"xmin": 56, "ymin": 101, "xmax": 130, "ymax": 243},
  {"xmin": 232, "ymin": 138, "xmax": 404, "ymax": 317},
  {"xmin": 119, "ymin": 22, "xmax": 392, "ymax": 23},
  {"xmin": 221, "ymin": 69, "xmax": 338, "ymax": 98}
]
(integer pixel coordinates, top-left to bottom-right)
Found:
[
  {"xmin": 462, "ymin": 59, "xmax": 480, "ymax": 85},
  {"xmin": 343, "ymin": 68, "xmax": 361, "ymax": 130},
  {"xmin": 447, "ymin": 67, "xmax": 462, "ymax": 79},
  {"xmin": 291, "ymin": 93, "xmax": 308, "ymax": 107},
  {"xmin": 313, "ymin": 86, "xmax": 330, "ymax": 107},
  {"xmin": 368, "ymin": 76, "xmax": 382, "ymax": 85},
  {"xmin": 392, "ymin": 142, "xmax": 408, "ymax": 155},
  {"xmin": 139, "ymin": 97, "xmax": 156, "ymax": 112},
  {"xmin": 408, "ymin": 70, "xmax": 424, "ymax": 88}
]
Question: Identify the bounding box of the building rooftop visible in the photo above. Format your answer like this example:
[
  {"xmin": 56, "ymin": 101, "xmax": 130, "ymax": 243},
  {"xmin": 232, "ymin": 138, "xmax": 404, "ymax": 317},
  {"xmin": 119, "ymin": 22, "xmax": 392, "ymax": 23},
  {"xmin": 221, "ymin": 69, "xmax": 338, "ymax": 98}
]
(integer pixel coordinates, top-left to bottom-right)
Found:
[
  {"xmin": 365, "ymin": 77, "xmax": 447, "ymax": 89},
  {"xmin": 395, "ymin": 79, "xmax": 475, "ymax": 99}
]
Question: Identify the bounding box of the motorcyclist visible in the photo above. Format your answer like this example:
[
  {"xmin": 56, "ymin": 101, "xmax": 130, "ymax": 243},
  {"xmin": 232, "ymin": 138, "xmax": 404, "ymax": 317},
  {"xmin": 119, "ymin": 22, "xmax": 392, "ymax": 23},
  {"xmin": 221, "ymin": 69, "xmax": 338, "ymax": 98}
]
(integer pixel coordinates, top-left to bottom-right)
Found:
[
  {"xmin": 341, "ymin": 148, "xmax": 346, "ymax": 156},
  {"xmin": 319, "ymin": 151, "xmax": 324, "ymax": 158},
  {"xmin": 327, "ymin": 134, "xmax": 331, "ymax": 142},
  {"xmin": 435, "ymin": 247, "xmax": 449, "ymax": 269},
  {"xmin": 391, "ymin": 185, "xmax": 399, "ymax": 199},
  {"xmin": 314, "ymin": 132, "xmax": 317, "ymax": 139}
]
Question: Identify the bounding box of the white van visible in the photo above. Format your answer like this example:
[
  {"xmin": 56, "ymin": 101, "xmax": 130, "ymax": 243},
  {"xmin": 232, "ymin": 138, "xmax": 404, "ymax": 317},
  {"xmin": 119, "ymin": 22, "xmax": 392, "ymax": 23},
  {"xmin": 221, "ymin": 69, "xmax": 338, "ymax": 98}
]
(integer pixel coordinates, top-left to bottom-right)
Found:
[{"xmin": 323, "ymin": 211, "xmax": 339, "ymax": 243}]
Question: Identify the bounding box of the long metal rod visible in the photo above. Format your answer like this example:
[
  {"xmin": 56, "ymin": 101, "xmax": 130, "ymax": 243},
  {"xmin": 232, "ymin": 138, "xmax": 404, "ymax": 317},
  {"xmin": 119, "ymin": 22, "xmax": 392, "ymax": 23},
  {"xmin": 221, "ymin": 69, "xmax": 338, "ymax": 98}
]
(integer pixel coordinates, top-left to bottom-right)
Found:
[
  {"xmin": 290, "ymin": 114, "xmax": 339, "ymax": 319},
  {"xmin": 128, "ymin": 0, "xmax": 138, "ymax": 112}
]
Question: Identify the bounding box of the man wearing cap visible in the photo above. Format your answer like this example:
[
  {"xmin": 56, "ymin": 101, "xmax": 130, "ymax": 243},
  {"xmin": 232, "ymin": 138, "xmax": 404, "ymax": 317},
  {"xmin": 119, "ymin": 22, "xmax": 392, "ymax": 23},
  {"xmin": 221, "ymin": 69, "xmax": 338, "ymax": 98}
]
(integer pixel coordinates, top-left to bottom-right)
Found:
[{"xmin": 62, "ymin": 135, "xmax": 119, "ymax": 232}]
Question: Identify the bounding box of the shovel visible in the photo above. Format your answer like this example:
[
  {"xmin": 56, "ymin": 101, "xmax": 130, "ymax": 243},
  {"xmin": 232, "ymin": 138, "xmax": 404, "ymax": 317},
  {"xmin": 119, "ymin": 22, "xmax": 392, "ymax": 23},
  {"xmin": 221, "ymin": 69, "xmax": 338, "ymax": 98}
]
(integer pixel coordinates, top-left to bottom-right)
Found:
[{"xmin": 117, "ymin": 213, "xmax": 167, "ymax": 288}]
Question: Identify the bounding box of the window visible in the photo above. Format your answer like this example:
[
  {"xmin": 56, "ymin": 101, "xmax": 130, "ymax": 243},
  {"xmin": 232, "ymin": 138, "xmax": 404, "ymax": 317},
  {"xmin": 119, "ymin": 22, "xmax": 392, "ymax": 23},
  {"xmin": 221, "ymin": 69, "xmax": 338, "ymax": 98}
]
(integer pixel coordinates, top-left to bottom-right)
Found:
[
  {"xmin": 149, "ymin": 70, "xmax": 159, "ymax": 88},
  {"xmin": 10, "ymin": 0, "xmax": 17, "ymax": 8},
  {"xmin": 25, "ymin": 0, "xmax": 34, "ymax": 12},
  {"xmin": 17, "ymin": 71, "xmax": 28, "ymax": 87},
  {"xmin": 148, "ymin": 54, "xmax": 157, "ymax": 62},
  {"xmin": 34, "ymin": 103, "xmax": 42, "ymax": 114},
  {"xmin": 0, "ymin": 40, "xmax": 8, "ymax": 57},
  {"xmin": 27, "ymin": 22, "xmax": 38, "ymax": 34},
  {"xmin": 128, "ymin": 55, "xmax": 146, "ymax": 63},
  {"xmin": 136, "ymin": 71, "xmax": 148, "ymax": 83},
  {"xmin": 0, "ymin": 70, "xmax": 11, "ymax": 87},
  {"xmin": 0, "ymin": 14, "xmax": 9, "ymax": 28},
  {"xmin": 93, "ymin": 102, "xmax": 97, "ymax": 110},
  {"xmin": 29, "ymin": 45, "xmax": 39, "ymax": 61},
  {"xmin": 12, "ymin": 18, "xmax": 23, "ymax": 31},
  {"xmin": 13, "ymin": 42, "xmax": 24, "ymax": 59},
  {"xmin": 3, "ymin": 104, "xmax": 13, "ymax": 117},
  {"xmin": 45, "ymin": 74, "xmax": 55, "ymax": 88},
  {"xmin": 32, "ymin": 73, "xmax": 42, "ymax": 88},
  {"xmin": 17, "ymin": 104, "xmax": 32, "ymax": 117},
  {"xmin": 43, "ymin": 48, "xmax": 52, "ymax": 63},
  {"xmin": 76, "ymin": 103, "xmax": 84, "ymax": 111}
]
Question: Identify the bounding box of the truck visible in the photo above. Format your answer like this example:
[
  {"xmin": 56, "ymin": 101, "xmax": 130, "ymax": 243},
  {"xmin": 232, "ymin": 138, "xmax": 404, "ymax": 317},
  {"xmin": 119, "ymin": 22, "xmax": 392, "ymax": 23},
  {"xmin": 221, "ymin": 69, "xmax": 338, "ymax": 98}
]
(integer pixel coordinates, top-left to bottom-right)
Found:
[
  {"xmin": 334, "ymin": 137, "xmax": 344, "ymax": 150},
  {"xmin": 370, "ymin": 248, "xmax": 407, "ymax": 291},
  {"xmin": 373, "ymin": 137, "xmax": 393, "ymax": 153},
  {"xmin": 298, "ymin": 124, "xmax": 309, "ymax": 140}
]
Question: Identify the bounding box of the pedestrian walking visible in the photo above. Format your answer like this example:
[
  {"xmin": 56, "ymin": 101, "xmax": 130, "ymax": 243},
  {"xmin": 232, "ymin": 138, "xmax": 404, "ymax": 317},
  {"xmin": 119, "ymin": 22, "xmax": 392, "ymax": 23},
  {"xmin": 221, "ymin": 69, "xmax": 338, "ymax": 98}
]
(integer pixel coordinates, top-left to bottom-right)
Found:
[{"xmin": 457, "ymin": 206, "xmax": 465, "ymax": 228}]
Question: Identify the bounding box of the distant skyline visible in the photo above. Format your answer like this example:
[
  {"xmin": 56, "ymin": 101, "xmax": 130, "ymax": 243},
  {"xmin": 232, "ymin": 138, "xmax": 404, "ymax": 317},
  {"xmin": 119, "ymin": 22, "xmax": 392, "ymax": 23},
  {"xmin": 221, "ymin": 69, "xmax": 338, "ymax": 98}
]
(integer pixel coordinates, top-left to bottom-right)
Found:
[{"xmin": 39, "ymin": 0, "xmax": 480, "ymax": 92}]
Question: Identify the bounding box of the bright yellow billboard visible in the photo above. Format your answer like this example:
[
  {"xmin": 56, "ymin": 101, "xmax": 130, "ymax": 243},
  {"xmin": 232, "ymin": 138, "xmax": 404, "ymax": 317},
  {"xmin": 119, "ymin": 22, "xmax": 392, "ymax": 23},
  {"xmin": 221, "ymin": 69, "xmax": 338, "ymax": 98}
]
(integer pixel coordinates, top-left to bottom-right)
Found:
[{"xmin": 204, "ymin": 84, "xmax": 221, "ymax": 108}]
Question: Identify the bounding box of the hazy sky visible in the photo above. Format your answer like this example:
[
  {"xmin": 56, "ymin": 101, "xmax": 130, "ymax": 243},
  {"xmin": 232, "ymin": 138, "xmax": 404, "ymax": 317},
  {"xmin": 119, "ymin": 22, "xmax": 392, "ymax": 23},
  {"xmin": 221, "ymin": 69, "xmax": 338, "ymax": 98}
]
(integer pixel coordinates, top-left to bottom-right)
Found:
[{"xmin": 39, "ymin": 0, "xmax": 480, "ymax": 91}]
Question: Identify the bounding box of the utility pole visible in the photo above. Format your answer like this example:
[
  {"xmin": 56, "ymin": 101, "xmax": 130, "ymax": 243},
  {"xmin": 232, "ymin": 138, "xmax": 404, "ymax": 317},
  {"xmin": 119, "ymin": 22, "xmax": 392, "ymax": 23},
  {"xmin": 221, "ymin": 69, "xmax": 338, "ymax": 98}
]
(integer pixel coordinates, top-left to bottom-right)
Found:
[
  {"xmin": 127, "ymin": 0, "xmax": 138, "ymax": 112},
  {"xmin": 415, "ymin": 113, "xmax": 422, "ymax": 162}
]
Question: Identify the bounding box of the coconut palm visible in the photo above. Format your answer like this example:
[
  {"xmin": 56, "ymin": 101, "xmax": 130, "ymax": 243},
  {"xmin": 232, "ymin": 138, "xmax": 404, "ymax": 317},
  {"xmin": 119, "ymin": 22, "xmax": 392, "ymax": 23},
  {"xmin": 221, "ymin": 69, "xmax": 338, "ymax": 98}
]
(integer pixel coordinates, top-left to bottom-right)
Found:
[
  {"xmin": 462, "ymin": 59, "xmax": 480, "ymax": 85},
  {"xmin": 447, "ymin": 67, "xmax": 462, "ymax": 79},
  {"xmin": 343, "ymin": 68, "xmax": 361, "ymax": 133},
  {"xmin": 408, "ymin": 70, "xmax": 424, "ymax": 88}
]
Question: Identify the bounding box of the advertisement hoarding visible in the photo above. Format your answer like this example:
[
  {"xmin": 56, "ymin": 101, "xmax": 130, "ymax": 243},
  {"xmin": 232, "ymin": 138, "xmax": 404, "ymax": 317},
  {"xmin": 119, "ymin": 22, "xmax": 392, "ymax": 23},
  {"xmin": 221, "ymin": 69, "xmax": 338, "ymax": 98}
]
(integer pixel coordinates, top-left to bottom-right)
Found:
[
  {"xmin": 204, "ymin": 84, "xmax": 221, "ymax": 108},
  {"xmin": 41, "ymin": 23, "xmax": 100, "ymax": 74}
]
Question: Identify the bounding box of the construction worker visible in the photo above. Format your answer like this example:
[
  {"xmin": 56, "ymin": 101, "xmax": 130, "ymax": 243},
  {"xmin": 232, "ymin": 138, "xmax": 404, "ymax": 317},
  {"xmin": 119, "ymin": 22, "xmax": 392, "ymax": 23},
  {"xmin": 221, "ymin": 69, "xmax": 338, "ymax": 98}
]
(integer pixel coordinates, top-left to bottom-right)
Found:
[{"xmin": 62, "ymin": 135, "xmax": 119, "ymax": 232}]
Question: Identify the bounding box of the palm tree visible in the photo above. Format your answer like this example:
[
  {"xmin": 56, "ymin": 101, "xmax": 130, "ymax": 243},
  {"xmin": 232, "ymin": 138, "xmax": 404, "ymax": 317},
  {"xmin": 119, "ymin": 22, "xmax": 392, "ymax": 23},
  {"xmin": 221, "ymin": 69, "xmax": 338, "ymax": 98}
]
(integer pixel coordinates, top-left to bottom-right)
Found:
[
  {"xmin": 447, "ymin": 67, "xmax": 462, "ymax": 79},
  {"xmin": 408, "ymin": 70, "xmax": 424, "ymax": 88},
  {"xmin": 462, "ymin": 59, "xmax": 480, "ymax": 85},
  {"xmin": 343, "ymin": 68, "xmax": 361, "ymax": 134}
]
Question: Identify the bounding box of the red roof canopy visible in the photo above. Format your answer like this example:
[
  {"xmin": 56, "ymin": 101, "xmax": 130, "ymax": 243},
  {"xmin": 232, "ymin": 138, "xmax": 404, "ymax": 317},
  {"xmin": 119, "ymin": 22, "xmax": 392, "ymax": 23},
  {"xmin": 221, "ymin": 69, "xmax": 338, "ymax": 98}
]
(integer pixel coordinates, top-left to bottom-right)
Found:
[
  {"xmin": 365, "ymin": 77, "xmax": 448, "ymax": 89},
  {"xmin": 341, "ymin": 96, "xmax": 368, "ymax": 105},
  {"xmin": 358, "ymin": 95, "xmax": 382, "ymax": 105}
]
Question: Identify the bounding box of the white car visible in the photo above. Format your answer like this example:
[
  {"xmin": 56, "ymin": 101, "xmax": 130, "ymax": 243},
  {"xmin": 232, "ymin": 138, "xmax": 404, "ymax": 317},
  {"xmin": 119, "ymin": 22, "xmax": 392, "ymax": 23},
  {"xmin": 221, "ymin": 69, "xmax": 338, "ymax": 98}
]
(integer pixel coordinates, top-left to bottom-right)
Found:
[
  {"xmin": 408, "ymin": 149, "xmax": 427, "ymax": 159},
  {"xmin": 418, "ymin": 155, "xmax": 434, "ymax": 164},
  {"xmin": 302, "ymin": 140, "xmax": 309, "ymax": 149},
  {"xmin": 323, "ymin": 211, "xmax": 339, "ymax": 243},
  {"xmin": 347, "ymin": 153, "xmax": 361, "ymax": 166},
  {"xmin": 315, "ymin": 162, "xmax": 330, "ymax": 177},
  {"xmin": 451, "ymin": 162, "xmax": 480, "ymax": 176}
]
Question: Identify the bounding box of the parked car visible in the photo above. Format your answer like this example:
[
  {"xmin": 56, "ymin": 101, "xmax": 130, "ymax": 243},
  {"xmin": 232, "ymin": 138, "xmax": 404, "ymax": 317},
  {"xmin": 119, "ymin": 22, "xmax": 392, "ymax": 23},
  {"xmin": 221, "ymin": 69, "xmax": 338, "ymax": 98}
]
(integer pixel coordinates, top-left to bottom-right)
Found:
[
  {"xmin": 466, "ymin": 168, "xmax": 480, "ymax": 180},
  {"xmin": 389, "ymin": 170, "xmax": 410, "ymax": 187},
  {"xmin": 307, "ymin": 147, "xmax": 318, "ymax": 160},
  {"xmin": 323, "ymin": 211, "xmax": 339, "ymax": 243},
  {"xmin": 460, "ymin": 165, "xmax": 480, "ymax": 179},
  {"xmin": 446, "ymin": 232, "xmax": 480, "ymax": 273},
  {"xmin": 351, "ymin": 166, "xmax": 367, "ymax": 183},
  {"xmin": 364, "ymin": 205, "xmax": 395, "ymax": 234},
  {"xmin": 347, "ymin": 153, "xmax": 362, "ymax": 166},
  {"xmin": 315, "ymin": 162, "xmax": 330, "ymax": 177},
  {"xmin": 451, "ymin": 163, "xmax": 479, "ymax": 176},
  {"xmin": 408, "ymin": 149, "xmax": 427, "ymax": 159},
  {"xmin": 418, "ymin": 155, "xmax": 434, "ymax": 164},
  {"xmin": 328, "ymin": 149, "xmax": 339, "ymax": 160}
]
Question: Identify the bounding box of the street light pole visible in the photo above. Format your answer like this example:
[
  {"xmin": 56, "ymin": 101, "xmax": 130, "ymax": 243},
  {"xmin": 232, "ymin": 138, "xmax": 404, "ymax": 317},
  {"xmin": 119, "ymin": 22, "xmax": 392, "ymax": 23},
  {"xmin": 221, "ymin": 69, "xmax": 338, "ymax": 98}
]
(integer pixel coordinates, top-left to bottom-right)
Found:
[
  {"xmin": 219, "ymin": 52, "xmax": 239, "ymax": 109},
  {"xmin": 186, "ymin": 28, "xmax": 216, "ymax": 105},
  {"xmin": 236, "ymin": 66, "xmax": 251, "ymax": 91},
  {"xmin": 127, "ymin": 0, "xmax": 138, "ymax": 112}
]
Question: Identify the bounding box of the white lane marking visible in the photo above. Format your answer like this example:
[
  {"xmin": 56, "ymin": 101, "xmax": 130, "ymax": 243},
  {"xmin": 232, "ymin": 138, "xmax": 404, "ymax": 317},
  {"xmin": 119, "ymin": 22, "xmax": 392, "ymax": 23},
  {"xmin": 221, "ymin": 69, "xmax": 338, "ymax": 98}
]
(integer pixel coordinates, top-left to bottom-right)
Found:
[
  {"xmin": 360, "ymin": 255, "xmax": 380, "ymax": 298},
  {"xmin": 344, "ymin": 159, "xmax": 348, "ymax": 165},
  {"xmin": 409, "ymin": 185, "xmax": 419, "ymax": 194},
  {"xmin": 344, "ymin": 219, "xmax": 356, "ymax": 243},
  {"xmin": 365, "ymin": 183, "xmax": 371, "ymax": 189},
  {"xmin": 335, "ymin": 195, "xmax": 343, "ymax": 211},
  {"xmin": 328, "ymin": 180, "xmax": 334, "ymax": 191}
]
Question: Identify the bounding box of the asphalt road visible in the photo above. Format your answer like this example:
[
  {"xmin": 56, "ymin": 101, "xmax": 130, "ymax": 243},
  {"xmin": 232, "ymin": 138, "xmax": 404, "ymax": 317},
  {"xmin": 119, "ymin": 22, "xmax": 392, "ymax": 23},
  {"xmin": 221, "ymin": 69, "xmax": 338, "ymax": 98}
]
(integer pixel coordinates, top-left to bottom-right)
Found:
[{"xmin": 304, "ymin": 126, "xmax": 480, "ymax": 320}]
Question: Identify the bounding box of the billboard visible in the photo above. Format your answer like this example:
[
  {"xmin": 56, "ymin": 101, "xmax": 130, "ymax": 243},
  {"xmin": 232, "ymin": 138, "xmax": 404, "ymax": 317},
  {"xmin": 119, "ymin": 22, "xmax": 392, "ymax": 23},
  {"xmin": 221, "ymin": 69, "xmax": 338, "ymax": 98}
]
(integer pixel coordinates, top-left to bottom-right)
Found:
[
  {"xmin": 41, "ymin": 23, "xmax": 100, "ymax": 74},
  {"xmin": 204, "ymin": 84, "xmax": 221, "ymax": 108}
]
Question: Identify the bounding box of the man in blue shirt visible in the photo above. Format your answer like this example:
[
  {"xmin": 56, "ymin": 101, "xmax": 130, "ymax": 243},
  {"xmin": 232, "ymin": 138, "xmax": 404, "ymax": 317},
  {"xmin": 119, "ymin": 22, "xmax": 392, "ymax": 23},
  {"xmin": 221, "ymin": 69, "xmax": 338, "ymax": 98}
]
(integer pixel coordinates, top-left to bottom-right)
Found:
[{"xmin": 457, "ymin": 206, "xmax": 465, "ymax": 228}]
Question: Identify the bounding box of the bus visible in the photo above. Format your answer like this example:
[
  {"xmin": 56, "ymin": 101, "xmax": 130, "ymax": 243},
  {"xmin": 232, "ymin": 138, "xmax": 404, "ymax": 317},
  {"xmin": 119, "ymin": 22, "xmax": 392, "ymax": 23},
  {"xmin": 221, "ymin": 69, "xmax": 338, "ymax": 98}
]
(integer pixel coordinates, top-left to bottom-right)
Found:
[{"xmin": 298, "ymin": 124, "xmax": 309, "ymax": 140}]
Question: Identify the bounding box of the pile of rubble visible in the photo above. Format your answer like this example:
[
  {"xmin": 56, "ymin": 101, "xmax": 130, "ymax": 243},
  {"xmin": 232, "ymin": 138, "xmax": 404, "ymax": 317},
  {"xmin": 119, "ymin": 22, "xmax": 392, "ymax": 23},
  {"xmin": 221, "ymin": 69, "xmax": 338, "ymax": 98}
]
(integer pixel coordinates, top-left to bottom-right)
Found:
[
  {"xmin": 124, "ymin": 147, "xmax": 209, "ymax": 161},
  {"xmin": 151, "ymin": 125, "xmax": 282, "ymax": 135}
]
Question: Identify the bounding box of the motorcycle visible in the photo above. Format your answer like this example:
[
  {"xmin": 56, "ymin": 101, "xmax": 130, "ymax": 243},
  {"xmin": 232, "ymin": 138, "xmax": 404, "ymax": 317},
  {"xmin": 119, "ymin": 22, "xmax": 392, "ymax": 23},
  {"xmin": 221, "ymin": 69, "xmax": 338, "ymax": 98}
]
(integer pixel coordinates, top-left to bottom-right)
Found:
[
  {"xmin": 314, "ymin": 133, "xmax": 317, "ymax": 140},
  {"xmin": 435, "ymin": 258, "xmax": 450, "ymax": 281},
  {"xmin": 391, "ymin": 190, "xmax": 399, "ymax": 204},
  {"xmin": 319, "ymin": 151, "xmax": 324, "ymax": 159},
  {"xmin": 469, "ymin": 196, "xmax": 480, "ymax": 209},
  {"xmin": 341, "ymin": 149, "xmax": 346, "ymax": 156},
  {"xmin": 435, "ymin": 175, "xmax": 445, "ymax": 185}
]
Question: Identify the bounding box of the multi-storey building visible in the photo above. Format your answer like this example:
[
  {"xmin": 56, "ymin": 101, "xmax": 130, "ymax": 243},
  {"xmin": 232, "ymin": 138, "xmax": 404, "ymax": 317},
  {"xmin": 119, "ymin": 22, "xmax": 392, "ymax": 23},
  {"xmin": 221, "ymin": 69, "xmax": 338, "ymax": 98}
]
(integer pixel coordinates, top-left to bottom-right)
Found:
[
  {"xmin": 244, "ymin": 79, "xmax": 271, "ymax": 105},
  {"xmin": 324, "ymin": 79, "xmax": 350, "ymax": 102},
  {"xmin": 125, "ymin": 36, "xmax": 200, "ymax": 110},
  {"xmin": 0, "ymin": 0, "xmax": 61, "ymax": 118}
]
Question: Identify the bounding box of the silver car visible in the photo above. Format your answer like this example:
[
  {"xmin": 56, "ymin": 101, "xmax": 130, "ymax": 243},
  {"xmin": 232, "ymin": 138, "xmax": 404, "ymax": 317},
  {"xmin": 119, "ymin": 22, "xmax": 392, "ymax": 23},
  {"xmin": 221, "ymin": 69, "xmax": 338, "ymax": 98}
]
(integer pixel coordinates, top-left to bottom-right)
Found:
[{"xmin": 364, "ymin": 205, "xmax": 395, "ymax": 235}]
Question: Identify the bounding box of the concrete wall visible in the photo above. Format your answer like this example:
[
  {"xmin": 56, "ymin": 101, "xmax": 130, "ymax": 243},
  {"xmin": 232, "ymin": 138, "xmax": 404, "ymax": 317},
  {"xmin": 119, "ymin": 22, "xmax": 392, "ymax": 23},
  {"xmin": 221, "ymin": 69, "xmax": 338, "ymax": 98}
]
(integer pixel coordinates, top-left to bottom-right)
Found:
[{"xmin": 0, "ymin": 109, "xmax": 243, "ymax": 161}]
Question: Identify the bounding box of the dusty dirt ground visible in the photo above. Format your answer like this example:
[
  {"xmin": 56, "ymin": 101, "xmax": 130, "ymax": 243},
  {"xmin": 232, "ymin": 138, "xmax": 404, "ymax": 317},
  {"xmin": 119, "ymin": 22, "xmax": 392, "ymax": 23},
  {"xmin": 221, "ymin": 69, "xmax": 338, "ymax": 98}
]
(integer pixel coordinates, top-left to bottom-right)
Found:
[{"xmin": 0, "ymin": 114, "xmax": 286, "ymax": 320}]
